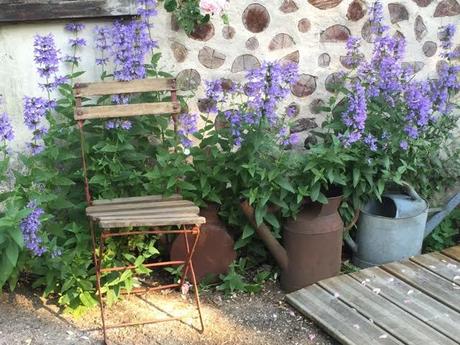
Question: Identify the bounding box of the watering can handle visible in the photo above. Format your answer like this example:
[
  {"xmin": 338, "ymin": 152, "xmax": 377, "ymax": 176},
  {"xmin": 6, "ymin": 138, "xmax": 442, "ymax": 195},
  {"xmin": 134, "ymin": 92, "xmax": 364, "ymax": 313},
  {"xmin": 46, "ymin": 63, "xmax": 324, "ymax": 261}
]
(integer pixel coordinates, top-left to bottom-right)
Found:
[
  {"xmin": 400, "ymin": 181, "xmax": 423, "ymax": 201},
  {"xmin": 344, "ymin": 209, "xmax": 360, "ymax": 231}
]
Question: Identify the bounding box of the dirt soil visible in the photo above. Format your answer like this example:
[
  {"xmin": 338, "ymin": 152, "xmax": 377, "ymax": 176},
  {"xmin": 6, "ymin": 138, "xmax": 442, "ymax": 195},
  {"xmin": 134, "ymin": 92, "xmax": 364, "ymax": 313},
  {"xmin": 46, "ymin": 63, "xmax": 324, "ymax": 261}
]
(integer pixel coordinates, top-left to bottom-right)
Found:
[{"xmin": 0, "ymin": 281, "xmax": 338, "ymax": 345}]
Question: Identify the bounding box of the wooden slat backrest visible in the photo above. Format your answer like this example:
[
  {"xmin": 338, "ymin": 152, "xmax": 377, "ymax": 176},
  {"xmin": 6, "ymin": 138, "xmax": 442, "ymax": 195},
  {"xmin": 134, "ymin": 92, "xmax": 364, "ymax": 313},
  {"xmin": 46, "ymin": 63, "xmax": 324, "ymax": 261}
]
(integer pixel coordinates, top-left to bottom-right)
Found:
[{"xmin": 73, "ymin": 78, "xmax": 180, "ymax": 120}]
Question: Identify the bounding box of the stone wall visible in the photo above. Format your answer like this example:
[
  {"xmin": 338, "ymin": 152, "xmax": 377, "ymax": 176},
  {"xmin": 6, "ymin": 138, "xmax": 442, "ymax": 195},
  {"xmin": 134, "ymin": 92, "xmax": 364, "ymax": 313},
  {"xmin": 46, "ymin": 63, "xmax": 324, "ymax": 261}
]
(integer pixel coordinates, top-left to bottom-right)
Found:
[{"xmin": 0, "ymin": 0, "xmax": 459, "ymax": 149}]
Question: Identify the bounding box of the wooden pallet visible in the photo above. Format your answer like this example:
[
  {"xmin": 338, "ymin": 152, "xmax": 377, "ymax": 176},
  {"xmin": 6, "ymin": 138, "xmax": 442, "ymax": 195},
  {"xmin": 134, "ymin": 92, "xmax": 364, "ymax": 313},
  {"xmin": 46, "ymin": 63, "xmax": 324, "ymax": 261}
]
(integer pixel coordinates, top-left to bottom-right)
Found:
[{"xmin": 286, "ymin": 246, "xmax": 460, "ymax": 345}]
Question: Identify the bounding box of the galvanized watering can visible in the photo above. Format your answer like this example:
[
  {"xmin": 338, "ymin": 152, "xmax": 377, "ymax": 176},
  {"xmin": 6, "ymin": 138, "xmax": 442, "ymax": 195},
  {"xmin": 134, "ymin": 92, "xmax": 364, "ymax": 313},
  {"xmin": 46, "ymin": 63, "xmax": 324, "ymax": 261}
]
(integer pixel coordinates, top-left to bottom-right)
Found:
[{"xmin": 345, "ymin": 182, "xmax": 460, "ymax": 268}]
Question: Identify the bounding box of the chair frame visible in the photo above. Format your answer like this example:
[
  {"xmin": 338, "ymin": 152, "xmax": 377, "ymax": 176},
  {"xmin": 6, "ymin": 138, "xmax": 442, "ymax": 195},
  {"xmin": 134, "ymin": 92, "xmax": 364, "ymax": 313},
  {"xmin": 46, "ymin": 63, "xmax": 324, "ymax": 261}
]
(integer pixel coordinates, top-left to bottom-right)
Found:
[{"xmin": 73, "ymin": 78, "xmax": 204, "ymax": 344}]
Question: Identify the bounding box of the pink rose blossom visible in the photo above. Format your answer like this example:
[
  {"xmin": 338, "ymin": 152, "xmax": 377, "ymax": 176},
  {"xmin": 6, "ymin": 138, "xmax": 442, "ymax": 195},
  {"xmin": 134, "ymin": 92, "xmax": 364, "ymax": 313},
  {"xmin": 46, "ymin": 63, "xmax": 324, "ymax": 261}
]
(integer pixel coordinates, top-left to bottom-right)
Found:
[{"xmin": 199, "ymin": 0, "xmax": 228, "ymax": 15}]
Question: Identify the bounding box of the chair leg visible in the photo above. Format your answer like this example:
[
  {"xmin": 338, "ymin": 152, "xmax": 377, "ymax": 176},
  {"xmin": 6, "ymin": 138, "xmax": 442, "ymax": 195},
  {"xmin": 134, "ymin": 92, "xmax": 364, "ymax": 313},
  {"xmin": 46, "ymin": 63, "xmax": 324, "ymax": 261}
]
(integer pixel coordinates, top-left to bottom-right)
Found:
[
  {"xmin": 97, "ymin": 232, "xmax": 108, "ymax": 344},
  {"xmin": 180, "ymin": 227, "xmax": 204, "ymax": 332},
  {"xmin": 89, "ymin": 221, "xmax": 108, "ymax": 344}
]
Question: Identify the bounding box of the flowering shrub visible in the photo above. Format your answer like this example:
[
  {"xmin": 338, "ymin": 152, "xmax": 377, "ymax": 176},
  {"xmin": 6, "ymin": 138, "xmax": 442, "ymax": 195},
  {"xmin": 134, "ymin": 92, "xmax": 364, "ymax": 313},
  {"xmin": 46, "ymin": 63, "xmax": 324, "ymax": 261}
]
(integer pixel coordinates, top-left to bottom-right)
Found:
[
  {"xmin": 0, "ymin": 0, "xmax": 208, "ymax": 311},
  {"xmin": 189, "ymin": 62, "xmax": 302, "ymax": 254},
  {"xmin": 161, "ymin": 0, "xmax": 229, "ymax": 34},
  {"xmin": 0, "ymin": 98, "xmax": 32, "ymax": 289},
  {"xmin": 320, "ymin": 0, "xmax": 459, "ymax": 209}
]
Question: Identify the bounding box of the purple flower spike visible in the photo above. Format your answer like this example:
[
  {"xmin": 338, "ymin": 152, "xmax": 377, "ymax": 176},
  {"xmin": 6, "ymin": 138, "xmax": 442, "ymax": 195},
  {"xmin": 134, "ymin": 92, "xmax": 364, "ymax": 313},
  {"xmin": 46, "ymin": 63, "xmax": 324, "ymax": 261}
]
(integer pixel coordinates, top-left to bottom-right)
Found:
[
  {"xmin": 20, "ymin": 201, "xmax": 46, "ymax": 256},
  {"xmin": 136, "ymin": 0, "xmax": 158, "ymax": 20},
  {"xmin": 33, "ymin": 34, "xmax": 60, "ymax": 78},
  {"xmin": 69, "ymin": 37, "xmax": 87, "ymax": 48},
  {"xmin": 23, "ymin": 97, "xmax": 49, "ymax": 130},
  {"xmin": 64, "ymin": 23, "xmax": 85, "ymax": 33},
  {"xmin": 111, "ymin": 20, "xmax": 157, "ymax": 81},
  {"xmin": 400, "ymin": 140, "xmax": 409, "ymax": 151},
  {"xmin": 33, "ymin": 34, "xmax": 64, "ymax": 92},
  {"xmin": 105, "ymin": 119, "xmax": 132, "ymax": 131},
  {"xmin": 288, "ymin": 133, "xmax": 301, "ymax": 146},
  {"xmin": 177, "ymin": 113, "xmax": 198, "ymax": 148},
  {"xmin": 0, "ymin": 112, "xmax": 14, "ymax": 142}
]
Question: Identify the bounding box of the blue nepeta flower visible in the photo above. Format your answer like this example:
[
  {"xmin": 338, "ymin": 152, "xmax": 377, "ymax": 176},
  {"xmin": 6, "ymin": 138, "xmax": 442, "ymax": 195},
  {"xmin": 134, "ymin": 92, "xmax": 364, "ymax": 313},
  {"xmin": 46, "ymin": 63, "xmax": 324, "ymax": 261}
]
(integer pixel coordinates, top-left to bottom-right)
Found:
[
  {"xmin": 69, "ymin": 37, "xmax": 87, "ymax": 48},
  {"xmin": 204, "ymin": 62, "xmax": 299, "ymax": 146},
  {"xmin": 136, "ymin": 0, "xmax": 158, "ymax": 20},
  {"xmin": 111, "ymin": 20, "xmax": 157, "ymax": 81},
  {"xmin": 177, "ymin": 113, "xmax": 198, "ymax": 148},
  {"xmin": 94, "ymin": 25, "xmax": 111, "ymax": 67},
  {"xmin": 33, "ymin": 34, "xmax": 65, "ymax": 91},
  {"xmin": 0, "ymin": 112, "xmax": 14, "ymax": 142},
  {"xmin": 400, "ymin": 140, "xmax": 408, "ymax": 151},
  {"xmin": 105, "ymin": 120, "xmax": 132, "ymax": 131},
  {"xmin": 23, "ymin": 97, "xmax": 51, "ymax": 155},
  {"xmin": 20, "ymin": 201, "xmax": 46, "ymax": 257},
  {"xmin": 64, "ymin": 23, "xmax": 85, "ymax": 33}
]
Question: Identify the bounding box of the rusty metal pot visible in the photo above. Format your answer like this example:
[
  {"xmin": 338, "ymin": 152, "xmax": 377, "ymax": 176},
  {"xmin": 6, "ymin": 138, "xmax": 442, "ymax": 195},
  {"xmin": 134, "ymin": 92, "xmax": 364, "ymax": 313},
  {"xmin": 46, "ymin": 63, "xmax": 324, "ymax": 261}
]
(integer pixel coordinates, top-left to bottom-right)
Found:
[
  {"xmin": 241, "ymin": 196, "xmax": 344, "ymax": 293},
  {"xmin": 170, "ymin": 203, "xmax": 236, "ymax": 282}
]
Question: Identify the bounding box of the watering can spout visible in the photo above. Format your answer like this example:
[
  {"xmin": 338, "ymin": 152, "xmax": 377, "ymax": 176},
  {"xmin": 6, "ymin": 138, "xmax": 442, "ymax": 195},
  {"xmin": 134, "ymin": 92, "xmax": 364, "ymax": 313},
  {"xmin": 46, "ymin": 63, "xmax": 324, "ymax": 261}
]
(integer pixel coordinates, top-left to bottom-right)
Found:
[
  {"xmin": 240, "ymin": 200, "xmax": 289, "ymax": 271},
  {"xmin": 424, "ymin": 192, "xmax": 460, "ymax": 237}
]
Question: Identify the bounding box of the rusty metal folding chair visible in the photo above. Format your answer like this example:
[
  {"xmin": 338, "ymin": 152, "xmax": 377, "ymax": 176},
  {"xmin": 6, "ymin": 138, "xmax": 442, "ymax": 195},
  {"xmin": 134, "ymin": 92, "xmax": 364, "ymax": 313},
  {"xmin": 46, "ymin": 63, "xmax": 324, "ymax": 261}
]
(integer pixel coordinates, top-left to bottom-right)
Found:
[{"xmin": 73, "ymin": 78, "xmax": 205, "ymax": 344}]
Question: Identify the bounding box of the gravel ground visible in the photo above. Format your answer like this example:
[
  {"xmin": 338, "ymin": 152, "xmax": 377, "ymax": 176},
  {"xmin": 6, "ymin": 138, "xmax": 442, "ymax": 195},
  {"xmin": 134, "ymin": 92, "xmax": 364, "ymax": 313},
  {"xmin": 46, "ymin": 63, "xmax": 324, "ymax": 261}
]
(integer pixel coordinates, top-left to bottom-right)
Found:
[{"xmin": 0, "ymin": 282, "xmax": 337, "ymax": 345}]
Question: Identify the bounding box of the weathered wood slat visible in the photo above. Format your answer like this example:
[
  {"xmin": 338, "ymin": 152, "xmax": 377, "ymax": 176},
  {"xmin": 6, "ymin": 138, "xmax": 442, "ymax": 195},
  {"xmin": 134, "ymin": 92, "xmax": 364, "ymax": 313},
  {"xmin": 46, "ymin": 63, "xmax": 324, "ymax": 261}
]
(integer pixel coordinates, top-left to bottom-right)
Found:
[
  {"xmin": 382, "ymin": 261, "xmax": 460, "ymax": 313},
  {"xmin": 89, "ymin": 206, "xmax": 200, "ymax": 218},
  {"xmin": 96, "ymin": 213, "xmax": 200, "ymax": 221},
  {"xmin": 410, "ymin": 252, "xmax": 460, "ymax": 284},
  {"xmin": 286, "ymin": 285, "xmax": 403, "ymax": 345},
  {"xmin": 0, "ymin": 0, "xmax": 137, "ymax": 23},
  {"xmin": 319, "ymin": 275, "xmax": 458, "ymax": 345},
  {"xmin": 351, "ymin": 267, "xmax": 460, "ymax": 343},
  {"xmin": 74, "ymin": 79, "xmax": 176, "ymax": 97},
  {"xmin": 442, "ymin": 246, "xmax": 460, "ymax": 262},
  {"xmin": 98, "ymin": 216, "xmax": 206, "ymax": 228},
  {"xmin": 92, "ymin": 194, "xmax": 183, "ymax": 206},
  {"xmin": 75, "ymin": 102, "xmax": 181, "ymax": 120},
  {"xmin": 86, "ymin": 200, "xmax": 195, "ymax": 213}
]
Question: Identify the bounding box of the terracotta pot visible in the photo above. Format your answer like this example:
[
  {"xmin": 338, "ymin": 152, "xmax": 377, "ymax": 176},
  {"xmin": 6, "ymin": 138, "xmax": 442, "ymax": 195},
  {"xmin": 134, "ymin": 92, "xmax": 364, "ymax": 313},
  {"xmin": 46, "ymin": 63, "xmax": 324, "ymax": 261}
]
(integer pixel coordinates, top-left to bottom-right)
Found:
[{"xmin": 170, "ymin": 203, "xmax": 236, "ymax": 282}]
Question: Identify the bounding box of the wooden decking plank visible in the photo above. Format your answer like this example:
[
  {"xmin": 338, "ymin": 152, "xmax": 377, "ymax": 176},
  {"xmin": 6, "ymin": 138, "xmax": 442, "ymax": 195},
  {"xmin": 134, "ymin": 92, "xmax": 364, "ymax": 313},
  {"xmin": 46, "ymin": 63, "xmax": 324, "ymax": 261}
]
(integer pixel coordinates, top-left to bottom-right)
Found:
[
  {"xmin": 286, "ymin": 285, "xmax": 404, "ymax": 345},
  {"xmin": 318, "ymin": 275, "xmax": 457, "ymax": 345},
  {"xmin": 442, "ymin": 246, "xmax": 460, "ymax": 262},
  {"xmin": 351, "ymin": 267, "xmax": 460, "ymax": 343},
  {"xmin": 382, "ymin": 261, "xmax": 460, "ymax": 313},
  {"xmin": 410, "ymin": 252, "xmax": 460, "ymax": 284}
]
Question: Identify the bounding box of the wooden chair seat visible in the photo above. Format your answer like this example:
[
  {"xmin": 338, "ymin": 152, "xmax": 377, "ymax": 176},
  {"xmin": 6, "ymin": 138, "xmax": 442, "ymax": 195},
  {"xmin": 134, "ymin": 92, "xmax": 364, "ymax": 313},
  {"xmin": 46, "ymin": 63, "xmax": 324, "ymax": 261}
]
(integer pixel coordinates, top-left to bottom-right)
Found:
[{"xmin": 86, "ymin": 194, "xmax": 205, "ymax": 228}]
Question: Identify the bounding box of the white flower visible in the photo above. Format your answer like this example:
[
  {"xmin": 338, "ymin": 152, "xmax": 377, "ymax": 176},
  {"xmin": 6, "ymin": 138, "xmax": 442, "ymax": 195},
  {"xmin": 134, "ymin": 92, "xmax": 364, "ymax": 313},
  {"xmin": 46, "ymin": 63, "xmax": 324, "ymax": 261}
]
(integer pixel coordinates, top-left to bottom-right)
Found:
[
  {"xmin": 183, "ymin": 148, "xmax": 190, "ymax": 155},
  {"xmin": 199, "ymin": 0, "xmax": 228, "ymax": 16}
]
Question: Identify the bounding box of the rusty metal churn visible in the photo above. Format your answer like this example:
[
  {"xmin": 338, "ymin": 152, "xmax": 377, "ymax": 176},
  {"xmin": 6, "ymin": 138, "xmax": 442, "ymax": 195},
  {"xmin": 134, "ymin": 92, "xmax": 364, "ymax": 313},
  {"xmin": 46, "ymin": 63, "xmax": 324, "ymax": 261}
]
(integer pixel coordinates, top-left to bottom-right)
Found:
[
  {"xmin": 241, "ymin": 194, "xmax": 344, "ymax": 293},
  {"xmin": 282, "ymin": 196, "xmax": 343, "ymax": 292},
  {"xmin": 170, "ymin": 203, "xmax": 236, "ymax": 282}
]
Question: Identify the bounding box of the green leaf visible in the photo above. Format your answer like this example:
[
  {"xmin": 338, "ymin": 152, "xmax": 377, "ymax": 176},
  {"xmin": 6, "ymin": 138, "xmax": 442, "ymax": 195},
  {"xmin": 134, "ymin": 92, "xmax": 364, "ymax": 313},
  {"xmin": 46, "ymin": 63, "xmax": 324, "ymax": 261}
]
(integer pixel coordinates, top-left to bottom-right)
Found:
[
  {"xmin": 310, "ymin": 183, "xmax": 320, "ymax": 202},
  {"xmin": 377, "ymin": 179, "xmax": 385, "ymax": 197},
  {"xmin": 70, "ymin": 71, "xmax": 85, "ymax": 78},
  {"xmin": 164, "ymin": 0, "xmax": 177, "ymax": 12},
  {"xmin": 352, "ymin": 168, "xmax": 360, "ymax": 188},
  {"xmin": 255, "ymin": 206, "xmax": 266, "ymax": 226},
  {"xmin": 9, "ymin": 228, "xmax": 23, "ymax": 248},
  {"xmin": 241, "ymin": 225, "xmax": 254, "ymax": 240},
  {"xmin": 166, "ymin": 176, "xmax": 177, "ymax": 189},
  {"xmin": 6, "ymin": 243, "xmax": 19, "ymax": 266},
  {"xmin": 79, "ymin": 292, "xmax": 97, "ymax": 308},
  {"xmin": 276, "ymin": 177, "xmax": 295, "ymax": 193},
  {"xmin": 264, "ymin": 213, "xmax": 280, "ymax": 229}
]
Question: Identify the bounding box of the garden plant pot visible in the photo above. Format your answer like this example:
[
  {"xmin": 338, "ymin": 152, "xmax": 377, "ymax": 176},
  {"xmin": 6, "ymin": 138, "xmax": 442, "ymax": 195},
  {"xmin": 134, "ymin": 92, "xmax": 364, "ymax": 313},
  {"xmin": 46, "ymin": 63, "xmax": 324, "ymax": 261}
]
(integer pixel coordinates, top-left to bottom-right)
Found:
[
  {"xmin": 241, "ymin": 194, "xmax": 344, "ymax": 293},
  {"xmin": 170, "ymin": 203, "xmax": 236, "ymax": 282}
]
